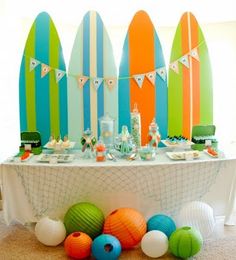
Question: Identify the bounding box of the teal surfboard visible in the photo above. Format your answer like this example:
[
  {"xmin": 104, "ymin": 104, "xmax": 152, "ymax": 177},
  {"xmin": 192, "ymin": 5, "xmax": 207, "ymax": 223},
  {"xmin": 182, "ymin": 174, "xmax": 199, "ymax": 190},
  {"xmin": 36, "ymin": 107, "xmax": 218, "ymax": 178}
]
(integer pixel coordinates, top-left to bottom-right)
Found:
[
  {"xmin": 118, "ymin": 10, "xmax": 167, "ymax": 145},
  {"xmin": 19, "ymin": 12, "xmax": 67, "ymax": 145},
  {"xmin": 68, "ymin": 11, "xmax": 118, "ymax": 142}
]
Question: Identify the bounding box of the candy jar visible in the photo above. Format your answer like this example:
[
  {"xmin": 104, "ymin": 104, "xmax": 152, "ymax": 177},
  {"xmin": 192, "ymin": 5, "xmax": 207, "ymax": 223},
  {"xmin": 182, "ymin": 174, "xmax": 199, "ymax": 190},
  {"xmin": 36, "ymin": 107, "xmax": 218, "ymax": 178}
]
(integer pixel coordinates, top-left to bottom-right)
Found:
[
  {"xmin": 148, "ymin": 118, "xmax": 161, "ymax": 148},
  {"xmin": 96, "ymin": 138, "xmax": 106, "ymax": 162},
  {"xmin": 99, "ymin": 114, "xmax": 115, "ymax": 150},
  {"xmin": 80, "ymin": 128, "xmax": 97, "ymax": 158},
  {"xmin": 114, "ymin": 125, "xmax": 134, "ymax": 157},
  {"xmin": 130, "ymin": 103, "xmax": 141, "ymax": 148},
  {"xmin": 138, "ymin": 145, "xmax": 156, "ymax": 161}
]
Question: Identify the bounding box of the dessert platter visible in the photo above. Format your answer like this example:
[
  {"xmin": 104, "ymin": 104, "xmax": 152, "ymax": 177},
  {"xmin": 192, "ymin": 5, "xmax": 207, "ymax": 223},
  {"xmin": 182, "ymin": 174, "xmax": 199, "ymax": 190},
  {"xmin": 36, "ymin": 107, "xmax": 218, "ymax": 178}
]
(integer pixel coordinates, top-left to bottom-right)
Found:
[
  {"xmin": 161, "ymin": 136, "xmax": 194, "ymax": 148},
  {"xmin": 37, "ymin": 154, "xmax": 75, "ymax": 163},
  {"xmin": 44, "ymin": 136, "xmax": 75, "ymax": 151},
  {"xmin": 166, "ymin": 150, "xmax": 200, "ymax": 160}
]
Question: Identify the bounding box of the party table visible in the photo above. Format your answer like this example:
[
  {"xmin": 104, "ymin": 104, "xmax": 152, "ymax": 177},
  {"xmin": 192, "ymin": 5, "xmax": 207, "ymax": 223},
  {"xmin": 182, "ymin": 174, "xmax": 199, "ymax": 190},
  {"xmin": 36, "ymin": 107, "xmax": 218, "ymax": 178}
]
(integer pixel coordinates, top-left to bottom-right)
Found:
[{"xmin": 1, "ymin": 148, "xmax": 236, "ymax": 225}]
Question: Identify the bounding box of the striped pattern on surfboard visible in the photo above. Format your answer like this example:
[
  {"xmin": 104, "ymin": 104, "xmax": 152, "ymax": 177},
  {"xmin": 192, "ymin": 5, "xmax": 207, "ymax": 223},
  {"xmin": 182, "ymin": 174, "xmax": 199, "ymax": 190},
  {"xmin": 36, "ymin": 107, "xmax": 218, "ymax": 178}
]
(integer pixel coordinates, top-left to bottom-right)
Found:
[
  {"xmin": 68, "ymin": 11, "xmax": 118, "ymax": 142},
  {"xmin": 19, "ymin": 12, "xmax": 67, "ymax": 145},
  {"xmin": 118, "ymin": 10, "xmax": 167, "ymax": 145},
  {"xmin": 168, "ymin": 12, "xmax": 213, "ymax": 139}
]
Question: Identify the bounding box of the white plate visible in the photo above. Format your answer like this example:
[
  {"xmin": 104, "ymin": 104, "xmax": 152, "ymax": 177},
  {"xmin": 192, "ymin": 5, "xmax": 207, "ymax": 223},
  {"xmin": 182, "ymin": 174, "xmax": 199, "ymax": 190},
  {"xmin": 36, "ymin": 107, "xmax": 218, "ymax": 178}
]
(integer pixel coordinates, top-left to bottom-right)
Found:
[
  {"xmin": 161, "ymin": 139, "xmax": 194, "ymax": 148},
  {"xmin": 44, "ymin": 141, "xmax": 75, "ymax": 150},
  {"xmin": 166, "ymin": 151, "xmax": 200, "ymax": 160},
  {"xmin": 203, "ymin": 149, "xmax": 218, "ymax": 158},
  {"xmin": 37, "ymin": 154, "xmax": 75, "ymax": 163}
]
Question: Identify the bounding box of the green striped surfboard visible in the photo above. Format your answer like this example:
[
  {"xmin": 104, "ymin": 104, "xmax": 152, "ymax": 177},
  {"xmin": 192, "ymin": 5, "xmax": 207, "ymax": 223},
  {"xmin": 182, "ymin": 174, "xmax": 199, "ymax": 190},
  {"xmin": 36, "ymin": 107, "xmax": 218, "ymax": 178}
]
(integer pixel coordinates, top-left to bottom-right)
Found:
[{"xmin": 19, "ymin": 12, "xmax": 67, "ymax": 145}]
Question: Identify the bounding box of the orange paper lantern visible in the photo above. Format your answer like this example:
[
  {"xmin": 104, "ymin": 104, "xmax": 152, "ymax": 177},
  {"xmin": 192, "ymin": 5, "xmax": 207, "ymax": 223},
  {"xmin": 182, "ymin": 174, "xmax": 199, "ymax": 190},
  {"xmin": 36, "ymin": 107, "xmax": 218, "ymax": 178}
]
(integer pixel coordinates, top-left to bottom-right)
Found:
[
  {"xmin": 64, "ymin": 232, "xmax": 92, "ymax": 259},
  {"xmin": 103, "ymin": 208, "xmax": 147, "ymax": 249}
]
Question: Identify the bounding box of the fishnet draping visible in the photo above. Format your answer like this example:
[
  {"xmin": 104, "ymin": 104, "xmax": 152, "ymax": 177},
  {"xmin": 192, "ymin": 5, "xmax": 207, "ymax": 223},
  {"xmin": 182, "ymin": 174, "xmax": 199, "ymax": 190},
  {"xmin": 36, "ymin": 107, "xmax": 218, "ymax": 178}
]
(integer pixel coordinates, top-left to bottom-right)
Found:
[{"xmin": 14, "ymin": 161, "xmax": 223, "ymax": 218}]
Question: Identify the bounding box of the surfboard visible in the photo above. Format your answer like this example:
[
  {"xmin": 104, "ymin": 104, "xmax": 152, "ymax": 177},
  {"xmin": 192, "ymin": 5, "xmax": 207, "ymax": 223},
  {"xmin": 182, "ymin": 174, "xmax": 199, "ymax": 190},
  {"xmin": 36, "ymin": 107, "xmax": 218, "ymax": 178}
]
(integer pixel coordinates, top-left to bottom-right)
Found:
[
  {"xmin": 19, "ymin": 12, "xmax": 67, "ymax": 145},
  {"xmin": 118, "ymin": 10, "xmax": 167, "ymax": 146},
  {"xmin": 68, "ymin": 11, "xmax": 118, "ymax": 142},
  {"xmin": 168, "ymin": 12, "xmax": 213, "ymax": 139}
]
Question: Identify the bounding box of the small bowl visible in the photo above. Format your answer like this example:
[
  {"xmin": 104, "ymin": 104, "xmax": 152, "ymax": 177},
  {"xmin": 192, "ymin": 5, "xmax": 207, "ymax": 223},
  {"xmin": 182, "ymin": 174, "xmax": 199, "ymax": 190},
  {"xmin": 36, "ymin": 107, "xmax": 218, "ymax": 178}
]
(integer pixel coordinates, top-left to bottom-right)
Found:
[{"xmin": 138, "ymin": 147, "xmax": 156, "ymax": 161}]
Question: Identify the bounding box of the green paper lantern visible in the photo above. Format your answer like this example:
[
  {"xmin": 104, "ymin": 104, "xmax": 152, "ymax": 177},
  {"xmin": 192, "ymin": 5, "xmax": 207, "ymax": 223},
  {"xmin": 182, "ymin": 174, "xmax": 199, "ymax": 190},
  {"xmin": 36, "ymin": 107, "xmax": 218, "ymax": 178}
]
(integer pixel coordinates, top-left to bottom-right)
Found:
[
  {"xmin": 169, "ymin": 226, "xmax": 203, "ymax": 259},
  {"xmin": 64, "ymin": 202, "xmax": 105, "ymax": 239}
]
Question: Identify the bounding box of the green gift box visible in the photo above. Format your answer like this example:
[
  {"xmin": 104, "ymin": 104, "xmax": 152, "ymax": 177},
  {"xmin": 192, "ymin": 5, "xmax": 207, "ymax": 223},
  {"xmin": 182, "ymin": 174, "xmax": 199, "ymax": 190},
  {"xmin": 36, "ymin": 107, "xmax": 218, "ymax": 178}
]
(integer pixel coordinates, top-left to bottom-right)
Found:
[
  {"xmin": 20, "ymin": 131, "xmax": 42, "ymax": 155},
  {"xmin": 191, "ymin": 125, "xmax": 218, "ymax": 151}
]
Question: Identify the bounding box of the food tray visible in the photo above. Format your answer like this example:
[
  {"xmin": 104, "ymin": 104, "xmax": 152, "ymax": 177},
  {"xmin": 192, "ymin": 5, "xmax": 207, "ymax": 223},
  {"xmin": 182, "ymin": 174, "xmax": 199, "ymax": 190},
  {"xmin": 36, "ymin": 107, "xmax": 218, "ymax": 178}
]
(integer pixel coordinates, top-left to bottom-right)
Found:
[{"xmin": 166, "ymin": 151, "xmax": 200, "ymax": 160}]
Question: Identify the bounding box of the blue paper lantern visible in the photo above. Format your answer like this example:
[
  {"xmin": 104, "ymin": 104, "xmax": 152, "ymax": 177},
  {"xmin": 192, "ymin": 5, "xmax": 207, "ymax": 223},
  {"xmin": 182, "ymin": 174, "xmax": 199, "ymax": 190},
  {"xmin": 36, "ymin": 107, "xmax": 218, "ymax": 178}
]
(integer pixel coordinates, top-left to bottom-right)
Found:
[
  {"xmin": 92, "ymin": 234, "xmax": 122, "ymax": 260},
  {"xmin": 147, "ymin": 214, "xmax": 176, "ymax": 238}
]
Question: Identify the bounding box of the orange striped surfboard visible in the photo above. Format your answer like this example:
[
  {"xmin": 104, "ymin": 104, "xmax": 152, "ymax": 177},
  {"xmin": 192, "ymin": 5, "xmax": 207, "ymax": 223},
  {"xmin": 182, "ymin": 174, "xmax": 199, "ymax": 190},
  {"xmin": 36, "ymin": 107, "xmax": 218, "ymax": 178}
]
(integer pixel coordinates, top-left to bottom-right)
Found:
[
  {"xmin": 118, "ymin": 10, "xmax": 167, "ymax": 145},
  {"xmin": 168, "ymin": 12, "xmax": 213, "ymax": 139}
]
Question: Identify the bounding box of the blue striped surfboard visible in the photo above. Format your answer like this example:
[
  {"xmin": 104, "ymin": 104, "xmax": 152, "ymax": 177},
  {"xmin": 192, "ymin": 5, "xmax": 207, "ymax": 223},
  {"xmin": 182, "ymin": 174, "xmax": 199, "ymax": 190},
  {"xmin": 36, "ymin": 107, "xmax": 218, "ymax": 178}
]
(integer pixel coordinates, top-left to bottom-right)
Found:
[
  {"xmin": 19, "ymin": 12, "xmax": 67, "ymax": 145},
  {"xmin": 68, "ymin": 11, "xmax": 118, "ymax": 143}
]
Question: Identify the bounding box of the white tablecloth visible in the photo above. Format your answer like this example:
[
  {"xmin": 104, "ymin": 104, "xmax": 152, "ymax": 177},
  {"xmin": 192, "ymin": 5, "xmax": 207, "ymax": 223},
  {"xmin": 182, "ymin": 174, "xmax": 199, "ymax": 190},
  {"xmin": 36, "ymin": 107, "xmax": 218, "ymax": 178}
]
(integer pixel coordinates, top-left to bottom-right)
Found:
[{"xmin": 1, "ymin": 149, "xmax": 235, "ymax": 225}]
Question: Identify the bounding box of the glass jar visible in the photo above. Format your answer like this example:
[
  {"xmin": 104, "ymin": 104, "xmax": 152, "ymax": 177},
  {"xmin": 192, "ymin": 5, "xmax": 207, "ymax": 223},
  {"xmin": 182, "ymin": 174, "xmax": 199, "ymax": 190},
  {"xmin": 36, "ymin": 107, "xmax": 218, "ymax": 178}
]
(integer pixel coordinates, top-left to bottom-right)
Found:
[{"xmin": 99, "ymin": 114, "xmax": 115, "ymax": 149}]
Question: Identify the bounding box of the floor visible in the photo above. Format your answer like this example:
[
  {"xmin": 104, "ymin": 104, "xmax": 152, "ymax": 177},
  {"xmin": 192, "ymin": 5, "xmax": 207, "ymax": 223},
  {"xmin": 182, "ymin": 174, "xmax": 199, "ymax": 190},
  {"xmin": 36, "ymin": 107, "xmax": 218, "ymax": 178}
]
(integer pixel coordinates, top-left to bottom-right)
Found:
[{"xmin": 1, "ymin": 211, "xmax": 236, "ymax": 259}]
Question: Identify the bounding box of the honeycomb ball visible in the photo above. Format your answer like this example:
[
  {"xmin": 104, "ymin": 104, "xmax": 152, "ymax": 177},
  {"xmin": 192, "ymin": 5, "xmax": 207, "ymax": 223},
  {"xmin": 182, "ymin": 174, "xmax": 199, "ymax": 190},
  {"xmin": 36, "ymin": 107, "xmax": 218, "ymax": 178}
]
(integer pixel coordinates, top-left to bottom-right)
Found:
[
  {"xmin": 169, "ymin": 226, "xmax": 203, "ymax": 259},
  {"xmin": 103, "ymin": 208, "xmax": 147, "ymax": 249},
  {"xmin": 92, "ymin": 234, "xmax": 121, "ymax": 260},
  {"xmin": 147, "ymin": 214, "xmax": 176, "ymax": 238},
  {"xmin": 141, "ymin": 230, "xmax": 169, "ymax": 258},
  {"xmin": 64, "ymin": 232, "xmax": 92, "ymax": 259},
  {"xmin": 177, "ymin": 201, "xmax": 215, "ymax": 239},
  {"xmin": 64, "ymin": 202, "xmax": 104, "ymax": 239},
  {"xmin": 35, "ymin": 216, "xmax": 66, "ymax": 246}
]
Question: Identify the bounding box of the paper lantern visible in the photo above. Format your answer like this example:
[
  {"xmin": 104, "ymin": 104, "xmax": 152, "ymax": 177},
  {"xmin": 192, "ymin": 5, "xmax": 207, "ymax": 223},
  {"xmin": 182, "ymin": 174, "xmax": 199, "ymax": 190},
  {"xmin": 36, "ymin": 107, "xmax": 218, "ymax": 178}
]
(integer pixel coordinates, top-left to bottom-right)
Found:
[
  {"xmin": 103, "ymin": 208, "xmax": 147, "ymax": 249},
  {"xmin": 35, "ymin": 216, "xmax": 66, "ymax": 246},
  {"xmin": 177, "ymin": 201, "xmax": 215, "ymax": 239},
  {"xmin": 64, "ymin": 232, "xmax": 92, "ymax": 259},
  {"xmin": 92, "ymin": 234, "xmax": 121, "ymax": 260},
  {"xmin": 141, "ymin": 230, "xmax": 168, "ymax": 258},
  {"xmin": 64, "ymin": 202, "xmax": 104, "ymax": 238},
  {"xmin": 147, "ymin": 214, "xmax": 176, "ymax": 238},
  {"xmin": 169, "ymin": 226, "xmax": 203, "ymax": 258}
]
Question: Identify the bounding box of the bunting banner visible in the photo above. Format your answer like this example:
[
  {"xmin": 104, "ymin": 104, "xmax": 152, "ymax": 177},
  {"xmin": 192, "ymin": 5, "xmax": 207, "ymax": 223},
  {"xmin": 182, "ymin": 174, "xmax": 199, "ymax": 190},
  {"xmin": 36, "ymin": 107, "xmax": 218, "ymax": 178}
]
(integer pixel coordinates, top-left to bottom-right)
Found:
[
  {"xmin": 77, "ymin": 76, "xmax": 89, "ymax": 88},
  {"xmin": 190, "ymin": 48, "xmax": 200, "ymax": 61},
  {"xmin": 169, "ymin": 43, "xmax": 202, "ymax": 74},
  {"xmin": 156, "ymin": 67, "xmax": 167, "ymax": 81},
  {"xmin": 146, "ymin": 71, "xmax": 156, "ymax": 86},
  {"xmin": 41, "ymin": 63, "xmax": 51, "ymax": 78},
  {"xmin": 29, "ymin": 58, "xmax": 40, "ymax": 72},
  {"xmin": 169, "ymin": 61, "xmax": 179, "ymax": 74},
  {"xmin": 179, "ymin": 55, "xmax": 190, "ymax": 68},
  {"xmin": 133, "ymin": 74, "xmax": 145, "ymax": 88},
  {"xmin": 55, "ymin": 69, "xmax": 66, "ymax": 83},
  {"xmin": 27, "ymin": 55, "xmax": 169, "ymax": 89},
  {"xmin": 92, "ymin": 78, "xmax": 103, "ymax": 90},
  {"xmin": 105, "ymin": 78, "xmax": 117, "ymax": 90}
]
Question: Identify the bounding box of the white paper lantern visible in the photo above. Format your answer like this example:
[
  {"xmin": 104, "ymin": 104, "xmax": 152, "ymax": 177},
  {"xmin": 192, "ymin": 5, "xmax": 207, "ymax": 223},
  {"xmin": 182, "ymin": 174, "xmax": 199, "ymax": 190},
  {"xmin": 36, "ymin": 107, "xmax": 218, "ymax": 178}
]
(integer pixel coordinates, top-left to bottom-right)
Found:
[
  {"xmin": 141, "ymin": 230, "xmax": 168, "ymax": 258},
  {"xmin": 35, "ymin": 216, "xmax": 66, "ymax": 246},
  {"xmin": 177, "ymin": 201, "xmax": 215, "ymax": 239}
]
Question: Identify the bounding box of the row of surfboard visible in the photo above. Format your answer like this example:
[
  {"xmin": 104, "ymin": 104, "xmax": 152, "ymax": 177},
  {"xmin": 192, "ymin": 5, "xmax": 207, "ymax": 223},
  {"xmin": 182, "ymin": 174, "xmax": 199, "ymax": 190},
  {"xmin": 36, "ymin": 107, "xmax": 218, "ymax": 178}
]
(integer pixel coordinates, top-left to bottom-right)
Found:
[{"xmin": 19, "ymin": 11, "xmax": 213, "ymax": 146}]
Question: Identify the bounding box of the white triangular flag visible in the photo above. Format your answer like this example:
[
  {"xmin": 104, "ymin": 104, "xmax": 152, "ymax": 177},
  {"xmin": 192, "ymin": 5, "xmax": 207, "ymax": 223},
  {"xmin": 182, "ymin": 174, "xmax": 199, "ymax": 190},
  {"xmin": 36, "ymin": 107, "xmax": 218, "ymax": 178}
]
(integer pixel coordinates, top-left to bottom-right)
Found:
[
  {"xmin": 156, "ymin": 67, "xmax": 167, "ymax": 81},
  {"xmin": 29, "ymin": 58, "xmax": 40, "ymax": 72},
  {"xmin": 105, "ymin": 78, "xmax": 117, "ymax": 90},
  {"xmin": 55, "ymin": 69, "xmax": 66, "ymax": 83},
  {"xmin": 179, "ymin": 55, "xmax": 190, "ymax": 68},
  {"xmin": 146, "ymin": 71, "xmax": 156, "ymax": 85},
  {"xmin": 92, "ymin": 78, "xmax": 103, "ymax": 90},
  {"xmin": 169, "ymin": 61, "xmax": 179, "ymax": 74},
  {"xmin": 190, "ymin": 48, "xmax": 200, "ymax": 61},
  {"xmin": 41, "ymin": 64, "xmax": 51, "ymax": 78},
  {"xmin": 77, "ymin": 76, "xmax": 89, "ymax": 88},
  {"xmin": 133, "ymin": 74, "xmax": 145, "ymax": 88}
]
